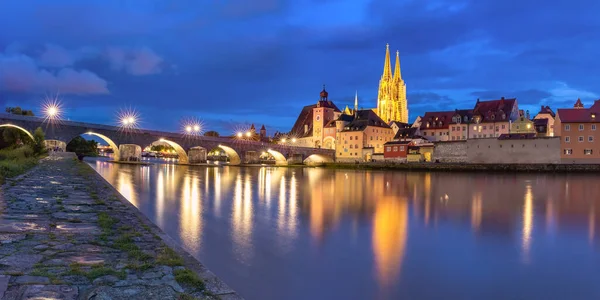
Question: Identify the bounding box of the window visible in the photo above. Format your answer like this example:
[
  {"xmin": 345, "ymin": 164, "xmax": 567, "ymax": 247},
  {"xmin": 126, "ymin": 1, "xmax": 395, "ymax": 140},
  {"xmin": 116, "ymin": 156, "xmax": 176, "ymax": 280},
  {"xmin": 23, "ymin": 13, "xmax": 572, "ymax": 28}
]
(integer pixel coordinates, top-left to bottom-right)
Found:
[
  {"xmin": 502, "ymin": 125, "xmax": 506, "ymax": 129},
  {"xmin": 350, "ymin": 145, "xmax": 353, "ymax": 149},
  {"xmin": 593, "ymin": 124, "xmax": 597, "ymax": 131},
  {"xmin": 496, "ymin": 126, "xmax": 499, "ymax": 131},
  {"xmin": 579, "ymin": 136, "xmax": 584, "ymax": 142},
  {"xmin": 565, "ymin": 136, "xmax": 570, "ymax": 143},
  {"xmin": 564, "ymin": 149, "xmax": 573, "ymax": 155},
  {"xmin": 565, "ymin": 124, "xmax": 570, "ymax": 131},
  {"xmin": 579, "ymin": 124, "xmax": 584, "ymax": 131},
  {"xmin": 393, "ymin": 146, "xmax": 398, "ymax": 152},
  {"xmin": 590, "ymin": 136, "xmax": 594, "ymax": 142},
  {"xmin": 483, "ymin": 126, "xmax": 487, "ymax": 130},
  {"xmin": 350, "ymin": 136, "xmax": 353, "ymax": 140},
  {"xmin": 386, "ymin": 147, "xmax": 391, "ymax": 152},
  {"xmin": 400, "ymin": 146, "xmax": 405, "ymax": 151},
  {"xmin": 585, "ymin": 149, "xmax": 593, "ymax": 155},
  {"xmin": 355, "ymin": 144, "xmax": 358, "ymax": 148}
]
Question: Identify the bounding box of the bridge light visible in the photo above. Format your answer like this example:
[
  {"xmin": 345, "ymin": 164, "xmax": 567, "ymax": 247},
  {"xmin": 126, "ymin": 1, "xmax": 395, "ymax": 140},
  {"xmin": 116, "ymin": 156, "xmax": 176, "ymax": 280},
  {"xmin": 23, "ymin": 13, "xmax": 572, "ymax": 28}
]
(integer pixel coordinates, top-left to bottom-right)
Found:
[
  {"xmin": 281, "ymin": 138, "xmax": 287, "ymax": 143},
  {"xmin": 86, "ymin": 132, "xmax": 92, "ymax": 135},
  {"xmin": 160, "ymin": 138, "xmax": 165, "ymax": 142},
  {"xmin": 237, "ymin": 132, "xmax": 243, "ymax": 138},
  {"xmin": 193, "ymin": 125, "xmax": 200, "ymax": 132},
  {"xmin": 245, "ymin": 131, "xmax": 251, "ymax": 137},
  {"xmin": 42, "ymin": 98, "xmax": 62, "ymax": 121},
  {"xmin": 185, "ymin": 126, "xmax": 192, "ymax": 133},
  {"xmin": 291, "ymin": 138, "xmax": 297, "ymax": 143}
]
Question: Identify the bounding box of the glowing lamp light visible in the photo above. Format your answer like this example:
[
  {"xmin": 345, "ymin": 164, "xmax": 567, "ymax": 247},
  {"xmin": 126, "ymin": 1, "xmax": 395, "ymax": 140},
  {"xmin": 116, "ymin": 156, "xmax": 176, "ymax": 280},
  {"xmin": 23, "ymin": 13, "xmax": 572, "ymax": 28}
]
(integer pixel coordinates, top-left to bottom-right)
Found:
[
  {"xmin": 193, "ymin": 125, "xmax": 200, "ymax": 132},
  {"xmin": 281, "ymin": 138, "xmax": 287, "ymax": 143},
  {"xmin": 292, "ymin": 138, "xmax": 297, "ymax": 143},
  {"xmin": 160, "ymin": 138, "xmax": 165, "ymax": 142},
  {"xmin": 42, "ymin": 99, "xmax": 63, "ymax": 121},
  {"xmin": 245, "ymin": 131, "xmax": 251, "ymax": 137},
  {"xmin": 185, "ymin": 126, "xmax": 192, "ymax": 133},
  {"xmin": 237, "ymin": 132, "xmax": 243, "ymax": 138}
]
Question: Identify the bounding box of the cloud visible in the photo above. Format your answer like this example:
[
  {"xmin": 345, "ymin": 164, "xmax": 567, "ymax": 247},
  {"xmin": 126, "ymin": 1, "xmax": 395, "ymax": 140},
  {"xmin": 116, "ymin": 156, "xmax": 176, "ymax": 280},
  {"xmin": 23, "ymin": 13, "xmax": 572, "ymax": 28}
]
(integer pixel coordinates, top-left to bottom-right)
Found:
[
  {"xmin": 106, "ymin": 47, "xmax": 163, "ymax": 75},
  {"xmin": 37, "ymin": 43, "xmax": 75, "ymax": 67},
  {"xmin": 0, "ymin": 52, "xmax": 109, "ymax": 95}
]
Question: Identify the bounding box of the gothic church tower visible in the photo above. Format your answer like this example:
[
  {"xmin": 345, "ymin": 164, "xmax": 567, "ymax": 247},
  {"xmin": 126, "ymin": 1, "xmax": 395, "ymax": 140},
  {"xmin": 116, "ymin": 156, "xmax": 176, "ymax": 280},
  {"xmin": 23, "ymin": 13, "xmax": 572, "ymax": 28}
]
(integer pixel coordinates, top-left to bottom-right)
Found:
[{"xmin": 376, "ymin": 44, "xmax": 408, "ymax": 123}]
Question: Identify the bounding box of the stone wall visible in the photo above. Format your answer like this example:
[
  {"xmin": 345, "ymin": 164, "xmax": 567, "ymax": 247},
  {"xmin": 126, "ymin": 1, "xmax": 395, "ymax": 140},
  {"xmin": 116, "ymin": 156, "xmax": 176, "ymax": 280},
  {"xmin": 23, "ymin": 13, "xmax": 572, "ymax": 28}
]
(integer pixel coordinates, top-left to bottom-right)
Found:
[
  {"xmin": 466, "ymin": 137, "xmax": 560, "ymax": 164},
  {"xmin": 119, "ymin": 144, "xmax": 142, "ymax": 161},
  {"xmin": 188, "ymin": 147, "xmax": 207, "ymax": 164},
  {"xmin": 432, "ymin": 141, "xmax": 467, "ymax": 163}
]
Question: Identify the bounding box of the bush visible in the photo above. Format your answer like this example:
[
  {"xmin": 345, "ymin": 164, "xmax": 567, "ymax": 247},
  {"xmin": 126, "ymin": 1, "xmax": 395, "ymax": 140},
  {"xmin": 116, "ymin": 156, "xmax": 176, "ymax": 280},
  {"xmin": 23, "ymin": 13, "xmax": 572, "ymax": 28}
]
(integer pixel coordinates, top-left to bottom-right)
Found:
[
  {"xmin": 0, "ymin": 145, "xmax": 40, "ymax": 183},
  {"xmin": 33, "ymin": 127, "xmax": 46, "ymax": 154}
]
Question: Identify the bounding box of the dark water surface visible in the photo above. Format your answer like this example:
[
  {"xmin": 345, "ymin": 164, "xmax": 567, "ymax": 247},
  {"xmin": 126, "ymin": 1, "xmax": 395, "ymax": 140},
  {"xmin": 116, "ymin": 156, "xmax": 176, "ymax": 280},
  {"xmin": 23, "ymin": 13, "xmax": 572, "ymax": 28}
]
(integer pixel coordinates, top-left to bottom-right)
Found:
[{"xmin": 86, "ymin": 158, "xmax": 600, "ymax": 300}]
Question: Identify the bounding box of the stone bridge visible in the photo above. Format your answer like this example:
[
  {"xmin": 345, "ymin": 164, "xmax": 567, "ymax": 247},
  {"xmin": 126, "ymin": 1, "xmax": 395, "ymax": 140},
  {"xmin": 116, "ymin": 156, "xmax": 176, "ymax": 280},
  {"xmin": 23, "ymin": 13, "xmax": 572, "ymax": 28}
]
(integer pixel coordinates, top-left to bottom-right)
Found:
[{"xmin": 0, "ymin": 113, "xmax": 335, "ymax": 165}]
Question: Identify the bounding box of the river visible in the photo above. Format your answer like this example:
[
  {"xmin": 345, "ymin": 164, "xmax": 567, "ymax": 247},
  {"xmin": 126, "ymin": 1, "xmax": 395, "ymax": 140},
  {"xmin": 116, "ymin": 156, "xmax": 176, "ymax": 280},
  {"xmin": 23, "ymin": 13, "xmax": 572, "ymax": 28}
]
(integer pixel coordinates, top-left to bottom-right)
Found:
[{"xmin": 86, "ymin": 157, "xmax": 600, "ymax": 300}]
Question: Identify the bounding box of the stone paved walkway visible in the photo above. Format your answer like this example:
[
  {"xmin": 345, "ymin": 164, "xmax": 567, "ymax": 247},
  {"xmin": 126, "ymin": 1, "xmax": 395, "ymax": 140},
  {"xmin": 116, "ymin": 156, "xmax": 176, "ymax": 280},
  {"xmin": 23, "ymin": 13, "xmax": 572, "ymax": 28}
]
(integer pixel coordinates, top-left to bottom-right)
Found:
[{"xmin": 0, "ymin": 153, "xmax": 241, "ymax": 300}]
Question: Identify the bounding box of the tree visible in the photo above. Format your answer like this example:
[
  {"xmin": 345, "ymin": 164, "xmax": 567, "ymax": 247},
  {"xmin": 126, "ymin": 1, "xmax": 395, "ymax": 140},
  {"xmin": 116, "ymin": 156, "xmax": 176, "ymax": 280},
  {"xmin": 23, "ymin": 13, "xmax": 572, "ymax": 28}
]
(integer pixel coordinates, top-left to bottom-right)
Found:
[
  {"xmin": 5, "ymin": 107, "xmax": 35, "ymax": 116},
  {"xmin": 150, "ymin": 144, "xmax": 174, "ymax": 152},
  {"xmin": 32, "ymin": 127, "xmax": 45, "ymax": 154},
  {"xmin": 1, "ymin": 128, "xmax": 27, "ymax": 146},
  {"xmin": 66, "ymin": 136, "xmax": 98, "ymax": 157},
  {"xmin": 204, "ymin": 131, "xmax": 220, "ymax": 137}
]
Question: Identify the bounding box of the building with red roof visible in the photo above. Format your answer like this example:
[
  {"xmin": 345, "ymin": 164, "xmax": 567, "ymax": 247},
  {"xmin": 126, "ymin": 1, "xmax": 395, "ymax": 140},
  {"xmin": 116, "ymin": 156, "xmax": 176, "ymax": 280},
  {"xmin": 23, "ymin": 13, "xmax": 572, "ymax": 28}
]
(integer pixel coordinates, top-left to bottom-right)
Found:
[
  {"xmin": 419, "ymin": 111, "xmax": 455, "ymax": 141},
  {"xmin": 469, "ymin": 97, "xmax": 520, "ymax": 139},
  {"xmin": 556, "ymin": 99, "xmax": 600, "ymax": 162}
]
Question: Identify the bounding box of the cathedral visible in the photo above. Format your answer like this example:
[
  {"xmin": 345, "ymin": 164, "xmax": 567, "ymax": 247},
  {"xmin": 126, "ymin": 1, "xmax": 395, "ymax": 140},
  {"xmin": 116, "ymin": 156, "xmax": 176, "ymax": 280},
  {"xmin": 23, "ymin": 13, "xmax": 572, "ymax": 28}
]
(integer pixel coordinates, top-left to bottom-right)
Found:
[{"xmin": 376, "ymin": 44, "xmax": 408, "ymax": 123}]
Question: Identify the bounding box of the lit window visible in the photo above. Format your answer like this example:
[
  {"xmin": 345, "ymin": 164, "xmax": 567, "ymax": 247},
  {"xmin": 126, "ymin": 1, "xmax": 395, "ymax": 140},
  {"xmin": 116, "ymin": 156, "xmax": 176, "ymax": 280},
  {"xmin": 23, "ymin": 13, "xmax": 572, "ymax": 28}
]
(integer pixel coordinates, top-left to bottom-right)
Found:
[
  {"xmin": 564, "ymin": 149, "xmax": 573, "ymax": 155},
  {"xmin": 386, "ymin": 147, "xmax": 391, "ymax": 152},
  {"xmin": 585, "ymin": 149, "xmax": 593, "ymax": 155},
  {"xmin": 393, "ymin": 147, "xmax": 398, "ymax": 152}
]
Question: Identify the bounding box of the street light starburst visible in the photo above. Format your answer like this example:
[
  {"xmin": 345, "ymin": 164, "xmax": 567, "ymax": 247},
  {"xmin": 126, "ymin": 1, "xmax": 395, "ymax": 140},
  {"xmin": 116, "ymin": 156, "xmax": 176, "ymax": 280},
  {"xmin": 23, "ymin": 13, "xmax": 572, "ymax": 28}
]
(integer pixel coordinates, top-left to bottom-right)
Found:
[
  {"xmin": 181, "ymin": 117, "xmax": 204, "ymax": 137},
  {"xmin": 117, "ymin": 108, "xmax": 140, "ymax": 131},
  {"xmin": 41, "ymin": 94, "xmax": 63, "ymax": 123}
]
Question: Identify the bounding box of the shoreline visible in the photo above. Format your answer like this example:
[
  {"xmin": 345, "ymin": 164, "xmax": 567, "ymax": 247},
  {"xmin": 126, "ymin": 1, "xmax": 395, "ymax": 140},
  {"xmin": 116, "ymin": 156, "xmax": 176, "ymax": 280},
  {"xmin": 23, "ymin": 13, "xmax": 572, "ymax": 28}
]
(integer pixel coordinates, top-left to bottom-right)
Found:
[
  {"xmin": 320, "ymin": 162, "xmax": 600, "ymax": 173},
  {"xmin": 0, "ymin": 153, "xmax": 242, "ymax": 299}
]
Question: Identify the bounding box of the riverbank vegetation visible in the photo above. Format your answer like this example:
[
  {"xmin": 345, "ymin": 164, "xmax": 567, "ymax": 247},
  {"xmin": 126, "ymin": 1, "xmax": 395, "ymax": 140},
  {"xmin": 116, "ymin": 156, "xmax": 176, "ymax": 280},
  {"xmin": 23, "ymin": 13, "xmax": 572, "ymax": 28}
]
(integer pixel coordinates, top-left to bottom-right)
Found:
[{"xmin": 0, "ymin": 127, "xmax": 46, "ymax": 183}]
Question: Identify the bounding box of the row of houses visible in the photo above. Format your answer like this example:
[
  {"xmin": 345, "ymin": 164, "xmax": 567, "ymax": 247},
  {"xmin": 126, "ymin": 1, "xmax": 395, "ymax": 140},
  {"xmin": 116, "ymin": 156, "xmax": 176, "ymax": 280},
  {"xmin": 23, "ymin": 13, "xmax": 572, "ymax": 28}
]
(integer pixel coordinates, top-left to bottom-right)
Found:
[{"xmin": 381, "ymin": 98, "xmax": 600, "ymax": 163}]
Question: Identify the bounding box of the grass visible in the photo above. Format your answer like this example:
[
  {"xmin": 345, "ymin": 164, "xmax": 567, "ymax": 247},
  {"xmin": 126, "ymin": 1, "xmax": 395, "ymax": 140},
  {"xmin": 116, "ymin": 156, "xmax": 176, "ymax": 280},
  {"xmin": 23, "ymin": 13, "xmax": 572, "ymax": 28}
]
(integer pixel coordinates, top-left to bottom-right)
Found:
[
  {"xmin": 0, "ymin": 145, "xmax": 42, "ymax": 184},
  {"xmin": 174, "ymin": 268, "xmax": 205, "ymax": 290},
  {"xmin": 156, "ymin": 247, "xmax": 184, "ymax": 266},
  {"xmin": 67, "ymin": 262, "xmax": 126, "ymax": 280}
]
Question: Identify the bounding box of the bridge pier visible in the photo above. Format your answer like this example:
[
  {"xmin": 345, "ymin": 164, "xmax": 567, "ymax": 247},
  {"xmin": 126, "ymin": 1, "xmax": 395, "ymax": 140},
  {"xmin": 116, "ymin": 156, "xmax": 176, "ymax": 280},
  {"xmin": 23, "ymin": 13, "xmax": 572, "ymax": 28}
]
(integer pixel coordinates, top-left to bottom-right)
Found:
[
  {"xmin": 243, "ymin": 151, "xmax": 260, "ymax": 164},
  {"xmin": 188, "ymin": 147, "xmax": 207, "ymax": 164},
  {"xmin": 45, "ymin": 140, "xmax": 66, "ymax": 152},
  {"xmin": 119, "ymin": 144, "xmax": 142, "ymax": 162},
  {"xmin": 286, "ymin": 154, "xmax": 304, "ymax": 165}
]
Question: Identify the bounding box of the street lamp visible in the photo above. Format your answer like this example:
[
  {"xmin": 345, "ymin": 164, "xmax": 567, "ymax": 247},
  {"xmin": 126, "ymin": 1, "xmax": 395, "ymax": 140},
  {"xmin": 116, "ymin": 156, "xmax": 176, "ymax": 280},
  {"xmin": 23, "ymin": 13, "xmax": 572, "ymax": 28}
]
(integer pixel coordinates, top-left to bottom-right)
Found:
[
  {"xmin": 185, "ymin": 126, "xmax": 192, "ymax": 133},
  {"xmin": 245, "ymin": 131, "xmax": 251, "ymax": 137},
  {"xmin": 237, "ymin": 132, "xmax": 243, "ymax": 138},
  {"xmin": 193, "ymin": 125, "xmax": 200, "ymax": 132},
  {"xmin": 281, "ymin": 138, "xmax": 287, "ymax": 143},
  {"xmin": 291, "ymin": 138, "xmax": 297, "ymax": 143},
  {"xmin": 42, "ymin": 95, "xmax": 63, "ymax": 122}
]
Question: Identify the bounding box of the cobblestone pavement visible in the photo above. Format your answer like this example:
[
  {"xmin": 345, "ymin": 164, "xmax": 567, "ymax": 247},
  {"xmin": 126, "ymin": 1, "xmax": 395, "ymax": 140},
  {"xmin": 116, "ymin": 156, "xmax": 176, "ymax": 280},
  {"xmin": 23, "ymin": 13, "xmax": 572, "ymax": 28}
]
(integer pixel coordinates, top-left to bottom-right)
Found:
[{"xmin": 0, "ymin": 153, "xmax": 241, "ymax": 300}]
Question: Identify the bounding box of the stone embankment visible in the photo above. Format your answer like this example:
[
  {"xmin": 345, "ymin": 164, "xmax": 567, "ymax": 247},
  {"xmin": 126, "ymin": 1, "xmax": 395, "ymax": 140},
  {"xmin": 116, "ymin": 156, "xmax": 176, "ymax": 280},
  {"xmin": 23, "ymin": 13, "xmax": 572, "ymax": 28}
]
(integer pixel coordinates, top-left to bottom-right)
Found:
[
  {"xmin": 0, "ymin": 153, "xmax": 241, "ymax": 300},
  {"xmin": 324, "ymin": 162, "xmax": 600, "ymax": 173}
]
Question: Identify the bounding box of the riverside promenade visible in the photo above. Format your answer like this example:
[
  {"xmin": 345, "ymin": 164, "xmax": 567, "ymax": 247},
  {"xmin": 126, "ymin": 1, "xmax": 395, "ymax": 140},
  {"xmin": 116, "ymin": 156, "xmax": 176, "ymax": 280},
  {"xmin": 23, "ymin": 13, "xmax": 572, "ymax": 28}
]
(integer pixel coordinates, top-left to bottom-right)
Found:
[{"xmin": 0, "ymin": 153, "xmax": 241, "ymax": 299}]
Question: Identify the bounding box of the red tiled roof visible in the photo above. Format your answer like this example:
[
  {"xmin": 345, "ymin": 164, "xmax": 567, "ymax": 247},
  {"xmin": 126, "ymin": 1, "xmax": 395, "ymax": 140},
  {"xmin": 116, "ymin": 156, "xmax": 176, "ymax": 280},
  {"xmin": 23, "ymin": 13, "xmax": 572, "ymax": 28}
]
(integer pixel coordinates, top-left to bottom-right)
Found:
[
  {"xmin": 472, "ymin": 98, "xmax": 517, "ymax": 123},
  {"xmin": 419, "ymin": 111, "xmax": 455, "ymax": 130},
  {"xmin": 557, "ymin": 100, "xmax": 600, "ymax": 123},
  {"xmin": 537, "ymin": 106, "xmax": 555, "ymax": 118}
]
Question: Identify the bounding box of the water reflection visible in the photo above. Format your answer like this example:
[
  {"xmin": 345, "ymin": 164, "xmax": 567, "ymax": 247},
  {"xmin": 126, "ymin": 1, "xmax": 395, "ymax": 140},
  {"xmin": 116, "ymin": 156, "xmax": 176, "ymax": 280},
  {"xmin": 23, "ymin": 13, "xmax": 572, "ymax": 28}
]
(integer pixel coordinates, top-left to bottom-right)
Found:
[{"xmin": 87, "ymin": 158, "xmax": 600, "ymax": 300}]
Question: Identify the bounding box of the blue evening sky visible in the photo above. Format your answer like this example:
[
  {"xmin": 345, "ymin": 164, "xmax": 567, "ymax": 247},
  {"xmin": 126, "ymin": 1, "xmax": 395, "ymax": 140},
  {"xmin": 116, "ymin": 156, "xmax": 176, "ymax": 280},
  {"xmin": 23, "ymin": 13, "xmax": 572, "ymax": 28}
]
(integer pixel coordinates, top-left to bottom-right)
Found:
[{"xmin": 1, "ymin": 0, "xmax": 599, "ymax": 135}]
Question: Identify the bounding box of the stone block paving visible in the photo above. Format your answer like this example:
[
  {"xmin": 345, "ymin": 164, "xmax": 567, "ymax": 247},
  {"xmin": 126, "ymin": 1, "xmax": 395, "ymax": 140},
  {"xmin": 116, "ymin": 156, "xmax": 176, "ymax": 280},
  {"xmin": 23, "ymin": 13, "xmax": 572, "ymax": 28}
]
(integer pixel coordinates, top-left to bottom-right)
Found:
[{"xmin": 0, "ymin": 153, "xmax": 241, "ymax": 300}]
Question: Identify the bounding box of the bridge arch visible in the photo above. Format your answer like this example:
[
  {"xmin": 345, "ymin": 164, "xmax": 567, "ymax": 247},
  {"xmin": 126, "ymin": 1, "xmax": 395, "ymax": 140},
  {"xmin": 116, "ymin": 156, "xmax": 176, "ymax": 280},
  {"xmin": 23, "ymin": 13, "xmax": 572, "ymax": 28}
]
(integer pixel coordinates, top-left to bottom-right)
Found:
[
  {"xmin": 267, "ymin": 149, "xmax": 288, "ymax": 166},
  {"xmin": 159, "ymin": 139, "xmax": 189, "ymax": 164},
  {"xmin": 85, "ymin": 132, "xmax": 121, "ymax": 161},
  {"xmin": 304, "ymin": 154, "xmax": 334, "ymax": 166},
  {"xmin": 215, "ymin": 144, "xmax": 241, "ymax": 165},
  {"xmin": 0, "ymin": 124, "xmax": 34, "ymax": 141}
]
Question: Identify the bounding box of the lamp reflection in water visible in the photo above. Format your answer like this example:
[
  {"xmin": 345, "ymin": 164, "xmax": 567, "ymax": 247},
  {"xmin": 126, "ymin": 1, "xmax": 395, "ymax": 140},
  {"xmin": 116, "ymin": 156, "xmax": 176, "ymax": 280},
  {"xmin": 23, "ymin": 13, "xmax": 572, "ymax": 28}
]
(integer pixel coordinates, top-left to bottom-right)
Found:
[
  {"xmin": 156, "ymin": 171, "xmax": 165, "ymax": 228},
  {"xmin": 372, "ymin": 197, "xmax": 408, "ymax": 289},
  {"xmin": 180, "ymin": 174, "xmax": 202, "ymax": 252},
  {"xmin": 522, "ymin": 183, "xmax": 534, "ymax": 263},
  {"xmin": 471, "ymin": 192, "xmax": 482, "ymax": 232},
  {"xmin": 231, "ymin": 173, "xmax": 254, "ymax": 264},
  {"xmin": 117, "ymin": 171, "xmax": 137, "ymax": 206}
]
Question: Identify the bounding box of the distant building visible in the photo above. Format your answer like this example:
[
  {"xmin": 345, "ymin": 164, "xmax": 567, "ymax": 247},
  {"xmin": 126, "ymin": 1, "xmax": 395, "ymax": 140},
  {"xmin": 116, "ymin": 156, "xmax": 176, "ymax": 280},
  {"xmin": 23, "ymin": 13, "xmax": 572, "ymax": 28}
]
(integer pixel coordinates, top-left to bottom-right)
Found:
[
  {"xmin": 289, "ymin": 86, "xmax": 342, "ymax": 148},
  {"xmin": 450, "ymin": 109, "xmax": 473, "ymax": 141},
  {"xmin": 389, "ymin": 121, "xmax": 410, "ymax": 135},
  {"xmin": 376, "ymin": 44, "xmax": 408, "ymax": 123},
  {"xmin": 510, "ymin": 110, "xmax": 535, "ymax": 134},
  {"xmin": 335, "ymin": 109, "xmax": 394, "ymax": 162},
  {"xmin": 383, "ymin": 140, "xmax": 412, "ymax": 161},
  {"xmin": 556, "ymin": 99, "xmax": 600, "ymax": 162},
  {"xmin": 533, "ymin": 105, "xmax": 556, "ymax": 136},
  {"xmin": 469, "ymin": 97, "xmax": 520, "ymax": 139},
  {"xmin": 420, "ymin": 111, "xmax": 455, "ymax": 141}
]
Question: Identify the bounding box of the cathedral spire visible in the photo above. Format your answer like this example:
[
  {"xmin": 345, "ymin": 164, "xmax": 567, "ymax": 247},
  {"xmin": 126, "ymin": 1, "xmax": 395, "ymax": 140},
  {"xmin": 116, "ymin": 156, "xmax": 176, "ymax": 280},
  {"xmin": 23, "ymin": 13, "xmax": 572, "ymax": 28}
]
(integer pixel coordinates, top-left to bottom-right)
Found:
[
  {"xmin": 354, "ymin": 90, "xmax": 358, "ymax": 112},
  {"xmin": 393, "ymin": 50, "xmax": 402, "ymax": 81},
  {"xmin": 382, "ymin": 44, "xmax": 392, "ymax": 79}
]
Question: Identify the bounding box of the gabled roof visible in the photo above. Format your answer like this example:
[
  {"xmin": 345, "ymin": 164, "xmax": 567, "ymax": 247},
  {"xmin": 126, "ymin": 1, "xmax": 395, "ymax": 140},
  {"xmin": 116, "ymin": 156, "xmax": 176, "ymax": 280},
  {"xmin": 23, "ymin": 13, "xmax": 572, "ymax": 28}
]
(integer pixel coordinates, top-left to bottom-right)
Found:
[
  {"xmin": 419, "ymin": 111, "xmax": 455, "ymax": 130},
  {"xmin": 472, "ymin": 98, "xmax": 517, "ymax": 123},
  {"xmin": 393, "ymin": 127, "xmax": 420, "ymax": 140},
  {"xmin": 389, "ymin": 121, "xmax": 410, "ymax": 128},
  {"xmin": 341, "ymin": 110, "xmax": 390, "ymax": 132},
  {"xmin": 317, "ymin": 100, "xmax": 341, "ymax": 112},
  {"xmin": 451, "ymin": 109, "xmax": 474, "ymax": 124},
  {"xmin": 289, "ymin": 104, "xmax": 316, "ymax": 138},
  {"xmin": 557, "ymin": 100, "xmax": 600, "ymax": 123},
  {"xmin": 536, "ymin": 106, "xmax": 555, "ymax": 118}
]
